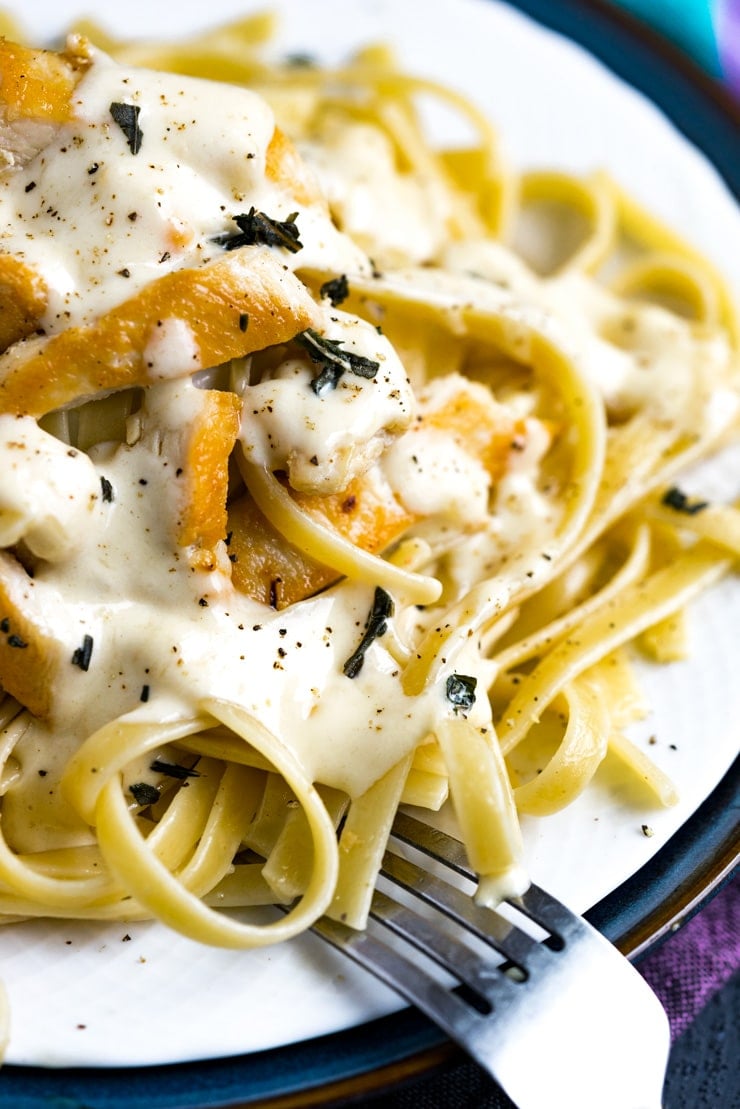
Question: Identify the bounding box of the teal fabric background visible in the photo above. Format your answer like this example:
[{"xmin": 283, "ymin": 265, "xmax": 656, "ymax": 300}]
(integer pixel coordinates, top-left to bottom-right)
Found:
[{"xmin": 609, "ymin": 0, "xmax": 723, "ymax": 75}]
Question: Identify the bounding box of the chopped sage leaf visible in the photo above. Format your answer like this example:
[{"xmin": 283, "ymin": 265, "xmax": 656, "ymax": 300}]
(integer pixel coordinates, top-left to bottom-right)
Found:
[
  {"xmin": 150, "ymin": 759, "xmax": 200, "ymax": 780},
  {"xmin": 213, "ymin": 208, "xmax": 303, "ymax": 253},
  {"xmin": 662, "ymin": 486, "xmax": 709, "ymax": 515},
  {"xmin": 343, "ymin": 587, "xmax": 394, "ymax": 678},
  {"xmin": 129, "ymin": 781, "xmax": 160, "ymax": 807},
  {"xmin": 307, "ymin": 359, "xmax": 343, "ymax": 395},
  {"xmin": 109, "ymin": 102, "xmax": 143, "ymax": 154},
  {"xmin": 320, "ymin": 274, "xmax": 349, "ymax": 306},
  {"xmin": 296, "ymin": 328, "xmax": 380, "ymax": 396},
  {"xmin": 100, "ymin": 476, "xmax": 114, "ymax": 503},
  {"xmin": 71, "ymin": 634, "xmax": 94, "ymax": 672},
  {"xmin": 284, "ymin": 52, "xmax": 316, "ymax": 68},
  {"xmin": 446, "ymin": 673, "xmax": 477, "ymax": 714}
]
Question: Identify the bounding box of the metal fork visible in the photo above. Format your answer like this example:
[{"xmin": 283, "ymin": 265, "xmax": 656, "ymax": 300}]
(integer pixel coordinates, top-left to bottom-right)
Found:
[{"xmin": 314, "ymin": 811, "xmax": 670, "ymax": 1109}]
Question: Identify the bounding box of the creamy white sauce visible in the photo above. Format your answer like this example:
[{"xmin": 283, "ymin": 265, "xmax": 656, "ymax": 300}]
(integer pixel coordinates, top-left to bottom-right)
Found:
[
  {"xmin": 382, "ymin": 426, "xmax": 491, "ymax": 525},
  {"xmin": 442, "ymin": 243, "xmax": 735, "ymax": 435},
  {"xmin": 142, "ymin": 317, "xmax": 201, "ymax": 380},
  {"xmin": 0, "ymin": 414, "xmax": 101, "ymax": 559},
  {"xmin": 9, "ymin": 384, "xmax": 445, "ymax": 807},
  {"xmin": 0, "ymin": 51, "xmax": 456, "ymax": 842},
  {"xmin": 0, "ymin": 45, "xmax": 368, "ymax": 335},
  {"xmin": 299, "ymin": 119, "xmax": 454, "ymax": 267},
  {"xmin": 240, "ymin": 307, "xmax": 414, "ymax": 492}
]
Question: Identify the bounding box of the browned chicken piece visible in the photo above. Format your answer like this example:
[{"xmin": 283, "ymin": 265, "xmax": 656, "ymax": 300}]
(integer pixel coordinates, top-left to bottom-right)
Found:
[
  {"xmin": 0, "ymin": 39, "xmax": 91, "ymax": 351},
  {"xmin": 174, "ymin": 388, "xmax": 243, "ymax": 571},
  {"xmin": 0, "ymin": 548, "xmax": 63, "ymax": 717},
  {"xmin": 423, "ymin": 387, "xmax": 531, "ymax": 483},
  {"xmin": 0, "ymin": 249, "xmax": 320, "ymax": 417},
  {"xmin": 0, "ymin": 255, "xmax": 47, "ymax": 353},
  {"xmin": 228, "ymin": 466, "xmax": 416, "ymax": 608},
  {"xmin": 228, "ymin": 388, "xmax": 541, "ymax": 608},
  {"xmin": 0, "ymin": 38, "xmax": 91, "ymax": 166},
  {"xmin": 0, "ymin": 39, "xmax": 327, "ymax": 406}
]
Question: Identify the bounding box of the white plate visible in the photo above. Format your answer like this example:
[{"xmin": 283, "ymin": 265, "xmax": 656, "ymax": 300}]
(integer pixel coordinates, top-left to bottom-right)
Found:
[{"xmin": 2, "ymin": 0, "xmax": 739, "ymax": 1069}]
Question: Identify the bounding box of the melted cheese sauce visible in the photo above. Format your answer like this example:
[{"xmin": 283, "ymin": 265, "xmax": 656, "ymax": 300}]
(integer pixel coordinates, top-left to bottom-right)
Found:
[
  {"xmin": 440, "ymin": 241, "xmax": 736, "ymax": 434},
  {"xmin": 241, "ymin": 309, "xmax": 414, "ymax": 493},
  {"xmin": 0, "ymin": 44, "xmax": 368, "ymax": 334},
  {"xmin": 0, "ymin": 414, "xmax": 100, "ymax": 558},
  {"xmin": 298, "ymin": 118, "xmax": 455, "ymax": 266}
]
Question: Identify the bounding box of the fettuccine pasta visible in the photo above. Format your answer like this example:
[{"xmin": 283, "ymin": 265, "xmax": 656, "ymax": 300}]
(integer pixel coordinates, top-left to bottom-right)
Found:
[{"xmin": 0, "ymin": 11, "xmax": 737, "ymax": 1053}]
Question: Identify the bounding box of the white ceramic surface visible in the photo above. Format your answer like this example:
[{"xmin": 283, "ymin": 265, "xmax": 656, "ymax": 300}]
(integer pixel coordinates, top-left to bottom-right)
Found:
[{"xmin": 1, "ymin": 0, "xmax": 738, "ymax": 1068}]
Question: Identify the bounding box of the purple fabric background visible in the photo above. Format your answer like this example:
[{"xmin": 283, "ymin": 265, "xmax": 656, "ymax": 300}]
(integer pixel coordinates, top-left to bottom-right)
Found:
[
  {"xmin": 639, "ymin": 877, "xmax": 739, "ymax": 1040},
  {"xmin": 718, "ymin": 0, "xmax": 740, "ymax": 96}
]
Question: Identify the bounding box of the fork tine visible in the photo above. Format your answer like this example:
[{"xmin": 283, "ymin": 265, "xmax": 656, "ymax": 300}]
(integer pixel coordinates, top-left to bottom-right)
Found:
[
  {"xmin": 380, "ymin": 848, "xmax": 542, "ymax": 970},
  {"xmin": 509, "ymin": 883, "xmax": 576, "ymax": 948},
  {"xmin": 313, "ymin": 910, "xmax": 484, "ymax": 1026},
  {"xmin": 370, "ymin": 887, "xmax": 516, "ymax": 1005},
  {"xmin": 391, "ymin": 810, "xmax": 475, "ymax": 879},
  {"xmin": 313, "ymin": 814, "xmax": 670, "ymax": 1109}
]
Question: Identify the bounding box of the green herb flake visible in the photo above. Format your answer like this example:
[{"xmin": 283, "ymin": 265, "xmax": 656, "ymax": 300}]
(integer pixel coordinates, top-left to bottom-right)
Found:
[
  {"xmin": 343, "ymin": 587, "xmax": 394, "ymax": 678},
  {"xmin": 445, "ymin": 673, "xmax": 477, "ymax": 714},
  {"xmin": 109, "ymin": 102, "xmax": 143, "ymax": 155},
  {"xmin": 295, "ymin": 328, "xmax": 380, "ymax": 396},
  {"xmin": 320, "ymin": 274, "xmax": 349, "ymax": 306},
  {"xmin": 129, "ymin": 781, "xmax": 160, "ymax": 807},
  {"xmin": 150, "ymin": 759, "xmax": 200, "ymax": 780},
  {"xmin": 214, "ymin": 208, "xmax": 303, "ymax": 253},
  {"xmin": 71, "ymin": 634, "xmax": 94, "ymax": 672},
  {"xmin": 284, "ymin": 52, "xmax": 316, "ymax": 69},
  {"xmin": 662, "ymin": 486, "xmax": 709, "ymax": 515}
]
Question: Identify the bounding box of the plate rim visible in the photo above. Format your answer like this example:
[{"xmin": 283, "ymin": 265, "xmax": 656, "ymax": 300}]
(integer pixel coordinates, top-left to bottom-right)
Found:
[
  {"xmin": 0, "ymin": 0, "xmax": 738, "ymax": 1104},
  {"xmin": 531, "ymin": 0, "xmax": 740, "ymax": 198}
]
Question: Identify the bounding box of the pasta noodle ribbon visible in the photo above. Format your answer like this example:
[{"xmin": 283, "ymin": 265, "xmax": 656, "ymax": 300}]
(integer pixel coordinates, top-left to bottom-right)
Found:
[
  {"xmin": 499, "ymin": 544, "xmax": 730, "ymax": 756},
  {"xmin": 63, "ymin": 701, "xmax": 341, "ymax": 945},
  {"xmin": 238, "ymin": 454, "xmax": 443, "ymax": 606},
  {"xmin": 436, "ymin": 717, "xmax": 527, "ymax": 907},
  {"xmin": 511, "ymin": 676, "xmax": 610, "ymax": 816},
  {"xmin": 514, "ymin": 170, "xmax": 617, "ymax": 276}
]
